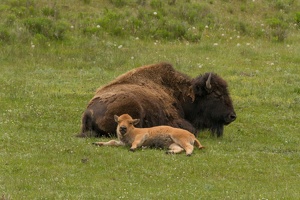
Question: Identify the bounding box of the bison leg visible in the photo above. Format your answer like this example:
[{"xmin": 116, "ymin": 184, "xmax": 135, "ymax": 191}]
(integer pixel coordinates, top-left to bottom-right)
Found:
[
  {"xmin": 211, "ymin": 125, "xmax": 224, "ymax": 137},
  {"xmin": 92, "ymin": 140, "xmax": 124, "ymax": 146},
  {"xmin": 166, "ymin": 143, "xmax": 184, "ymax": 154}
]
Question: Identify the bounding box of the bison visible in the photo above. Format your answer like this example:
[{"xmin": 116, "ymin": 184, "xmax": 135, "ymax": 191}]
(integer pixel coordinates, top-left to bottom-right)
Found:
[
  {"xmin": 93, "ymin": 114, "xmax": 205, "ymax": 156},
  {"xmin": 77, "ymin": 62, "xmax": 236, "ymax": 138}
]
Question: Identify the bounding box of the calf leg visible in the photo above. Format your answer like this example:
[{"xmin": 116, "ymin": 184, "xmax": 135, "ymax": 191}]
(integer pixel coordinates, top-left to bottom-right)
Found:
[
  {"xmin": 182, "ymin": 143, "xmax": 194, "ymax": 156},
  {"xmin": 170, "ymin": 136, "xmax": 194, "ymax": 156},
  {"xmin": 130, "ymin": 135, "xmax": 146, "ymax": 151},
  {"xmin": 166, "ymin": 143, "xmax": 184, "ymax": 154},
  {"xmin": 93, "ymin": 140, "xmax": 124, "ymax": 146}
]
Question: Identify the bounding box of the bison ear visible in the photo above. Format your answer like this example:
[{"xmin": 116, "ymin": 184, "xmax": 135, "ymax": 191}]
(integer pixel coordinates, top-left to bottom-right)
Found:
[
  {"xmin": 133, "ymin": 119, "xmax": 140, "ymax": 125},
  {"xmin": 114, "ymin": 115, "xmax": 119, "ymax": 122},
  {"xmin": 194, "ymin": 85, "xmax": 201, "ymax": 94},
  {"xmin": 193, "ymin": 83, "xmax": 208, "ymax": 96}
]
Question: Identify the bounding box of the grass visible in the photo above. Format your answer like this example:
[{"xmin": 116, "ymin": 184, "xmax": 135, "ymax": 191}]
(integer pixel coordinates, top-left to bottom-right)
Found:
[{"xmin": 1, "ymin": 0, "xmax": 300, "ymax": 199}]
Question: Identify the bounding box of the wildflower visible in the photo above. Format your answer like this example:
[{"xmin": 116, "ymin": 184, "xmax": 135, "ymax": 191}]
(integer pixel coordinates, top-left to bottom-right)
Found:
[
  {"xmin": 221, "ymin": 34, "xmax": 225, "ymax": 37},
  {"xmin": 237, "ymin": 35, "xmax": 240, "ymax": 39},
  {"xmin": 236, "ymin": 43, "xmax": 241, "ymax": 47},
  {"xmin": 96, "ymin": 25, "xmax": 100, "ymax": 28},
  {"xmin": 31, "ymin": 42, "xmax": 35, "ymax": 48},
  {"xmin": 213, "ymin": 43, "xmax": 218, "ymax": 46},
  {"xmin": 205, "ymin": 25, "xmax": 209, "ymax": 29},
  {"xmin": 135, "ymin": 37, "xmax": 139, "ymax": 40},
  {"xmin": 118, "ymin": 45, "xmax": 123, "ymax": 49},
  {"xmin": 70, "ymin": 25, "xmax": 74, "ymax": 29},
  {"xmin": 246, "ymin": 43, "xmax": 250, "ymax": 46},
  {"xmin": 153, "ymin": 12, "xmax": 157, "ymax": 15},
  {"xmin": 131, "ymin": 56, "xmax": 134, "ymax": 60}
]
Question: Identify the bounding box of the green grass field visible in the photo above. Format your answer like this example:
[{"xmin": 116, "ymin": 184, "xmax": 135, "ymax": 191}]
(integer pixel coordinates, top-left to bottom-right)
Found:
[{"xmin": 1, "ymin": 0, "xmax": 300, "ymax": 199}]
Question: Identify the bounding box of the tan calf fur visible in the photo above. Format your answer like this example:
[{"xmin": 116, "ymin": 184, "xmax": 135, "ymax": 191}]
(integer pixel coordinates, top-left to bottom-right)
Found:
[{"xmin": 93, "ymin": 114, "xmax": 204, "ymax": 156}]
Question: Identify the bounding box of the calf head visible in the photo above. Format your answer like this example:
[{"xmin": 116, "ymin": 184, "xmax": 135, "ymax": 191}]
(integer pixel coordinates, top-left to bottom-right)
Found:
[
  {"xmin": 191, "ymin": 73, "xmax": 236, "ymax": 137},
  {"xmin": 114, "ymin": 114, "xmax": 140, "ymax": 135}
]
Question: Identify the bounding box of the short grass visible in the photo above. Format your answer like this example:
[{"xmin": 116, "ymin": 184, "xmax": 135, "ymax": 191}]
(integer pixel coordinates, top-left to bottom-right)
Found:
[{"xmin": 1, "ymin": 0, "xmax": 300, "ymax": 199}]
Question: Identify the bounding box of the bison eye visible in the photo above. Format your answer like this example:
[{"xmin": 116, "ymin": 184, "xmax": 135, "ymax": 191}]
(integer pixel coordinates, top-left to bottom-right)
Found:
[
  {"xmin": 213, "ymin": 92, "xmax": 223, "ymax": 99},
  {"xmin": 215, "ymin": 91, "xmax": 222, "ymax": 96}
]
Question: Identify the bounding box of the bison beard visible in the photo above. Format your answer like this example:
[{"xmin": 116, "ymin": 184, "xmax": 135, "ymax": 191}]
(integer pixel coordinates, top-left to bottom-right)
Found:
[{"xmin": 77, "ymin": 62, "xmax": 236, "ymax": 138}]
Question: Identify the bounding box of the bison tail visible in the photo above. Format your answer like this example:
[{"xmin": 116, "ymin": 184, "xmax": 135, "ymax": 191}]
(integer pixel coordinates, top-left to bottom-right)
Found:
[
  {"xmin": 194, "ymin": 138, "xmax": 205, "ymax": 149},
  {"xmin": 76, "ymin": 110, "xmax": 94, "ymax": 137}
]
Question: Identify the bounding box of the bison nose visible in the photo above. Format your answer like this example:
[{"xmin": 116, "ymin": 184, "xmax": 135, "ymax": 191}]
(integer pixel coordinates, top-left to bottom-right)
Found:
[
  {"xmin": 229, "ymin": 113, "xmax": 237, "ymax": 121},
  {"xmin": 119, "ymin": 126, "xmax": 127, "ymax": 134}
]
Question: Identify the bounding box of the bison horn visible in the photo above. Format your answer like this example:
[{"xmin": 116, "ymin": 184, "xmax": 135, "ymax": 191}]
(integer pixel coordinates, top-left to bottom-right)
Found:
[{"xmin": 206, "ymin": 73, "xmax": 212, "ymax": 89}]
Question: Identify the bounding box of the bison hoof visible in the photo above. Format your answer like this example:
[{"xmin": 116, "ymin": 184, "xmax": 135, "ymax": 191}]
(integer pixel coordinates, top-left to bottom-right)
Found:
[
  {"xmin": 186, "ymin": 153, "xmax": 192, "ymax": 156},
  {"xmin": 129, "ymin": 148, "xmax": 135, "ymax": 152}
]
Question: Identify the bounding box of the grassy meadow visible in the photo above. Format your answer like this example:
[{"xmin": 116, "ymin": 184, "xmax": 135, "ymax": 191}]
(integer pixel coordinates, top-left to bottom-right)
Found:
[{"xmin": 1, "ymin": 0, "xmax": 300, "ymax": 199}]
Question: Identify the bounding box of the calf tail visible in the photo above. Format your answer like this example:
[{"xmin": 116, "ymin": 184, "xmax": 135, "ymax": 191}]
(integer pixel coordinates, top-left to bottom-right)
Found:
[{"xmin": 194, "ymin": 138, "xmax": 205, "ymax": 149}]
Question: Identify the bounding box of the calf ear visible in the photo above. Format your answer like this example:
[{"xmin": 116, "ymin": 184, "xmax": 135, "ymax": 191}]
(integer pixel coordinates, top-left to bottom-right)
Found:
[
  {"xmin": 133, "ymin": 119, "xmax": 140, "ymax": 125},
  {"xmin": 114, "ymin": 115, "xmax": 119, "ymax": 122}
]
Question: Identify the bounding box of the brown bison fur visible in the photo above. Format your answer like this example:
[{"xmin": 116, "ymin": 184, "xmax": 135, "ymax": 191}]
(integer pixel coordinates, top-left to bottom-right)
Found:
[
  {"xmin": 78, "ymin": 62, "xmax": 236, "ymax": 138},
  {"xmin": 93, "ymin": 114, "xmax": 205, "ymax": 156}
]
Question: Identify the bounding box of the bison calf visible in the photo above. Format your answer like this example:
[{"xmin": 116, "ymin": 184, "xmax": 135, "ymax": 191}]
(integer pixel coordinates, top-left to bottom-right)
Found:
[{"xmin": 93, "ymin": 114, "xmax": 205, "ymax": 156}]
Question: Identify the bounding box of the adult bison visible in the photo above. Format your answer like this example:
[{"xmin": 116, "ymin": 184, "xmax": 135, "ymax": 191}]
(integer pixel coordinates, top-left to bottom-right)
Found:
[{"xmin": 77, "ymin": 62, "xmax": 236, "ymax": 138}]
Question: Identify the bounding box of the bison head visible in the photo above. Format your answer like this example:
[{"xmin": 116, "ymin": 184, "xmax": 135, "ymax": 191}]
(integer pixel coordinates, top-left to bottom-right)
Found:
[{"xmin": 190, "ymin": 73, "xmax": 236, "ymax": 137}]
